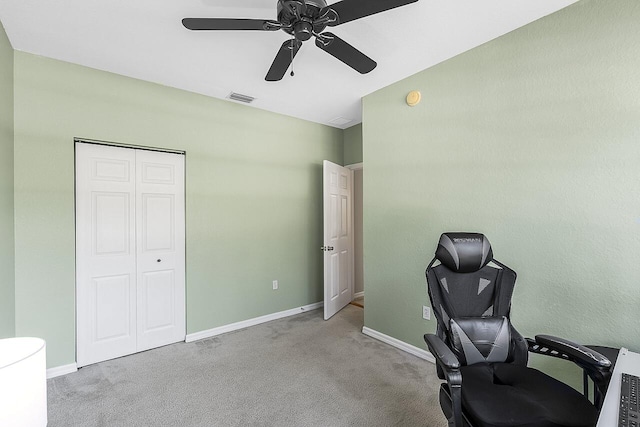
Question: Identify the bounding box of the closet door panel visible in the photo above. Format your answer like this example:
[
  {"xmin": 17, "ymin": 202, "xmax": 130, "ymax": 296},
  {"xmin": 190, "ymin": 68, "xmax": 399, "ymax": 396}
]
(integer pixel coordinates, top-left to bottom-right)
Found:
[
  {"xmin": 76, "ymin": 143, "xmax": 137, "ymax": 367},
  {"xmin": 135, "ymin": 150, "xmax": 186, "ymax": 352}
]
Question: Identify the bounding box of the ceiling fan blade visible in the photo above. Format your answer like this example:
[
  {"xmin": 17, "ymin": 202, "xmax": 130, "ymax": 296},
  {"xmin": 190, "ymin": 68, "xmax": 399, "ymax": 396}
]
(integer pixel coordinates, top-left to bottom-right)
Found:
[
  {"xmin": 182, "ymin": 18, "xmax": 281, "ymax": 31},
  {"xmin": 321, "ymin": 0, "xmax": 418, "ymax": 26},
  {"xmin": 315, "ymin": 33, "xmax": 376, "ymax": 74},
  {"xmin": 265, "ymin": 40, "xmax": 303, "ymax": 82}
]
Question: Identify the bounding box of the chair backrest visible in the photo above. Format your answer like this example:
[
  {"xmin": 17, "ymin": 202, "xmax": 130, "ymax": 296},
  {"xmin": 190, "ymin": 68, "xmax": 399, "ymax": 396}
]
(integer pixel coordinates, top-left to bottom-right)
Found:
[{"xmin": 426, "ymin": 233, "xmax": 528, "ymax": 369}]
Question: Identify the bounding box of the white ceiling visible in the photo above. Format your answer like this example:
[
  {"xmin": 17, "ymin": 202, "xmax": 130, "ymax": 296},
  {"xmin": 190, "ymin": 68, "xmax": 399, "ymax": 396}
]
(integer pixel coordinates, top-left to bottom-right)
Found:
[{"xmin": 0, "ymin": 0, "xmax": 577, "ymax": 129}]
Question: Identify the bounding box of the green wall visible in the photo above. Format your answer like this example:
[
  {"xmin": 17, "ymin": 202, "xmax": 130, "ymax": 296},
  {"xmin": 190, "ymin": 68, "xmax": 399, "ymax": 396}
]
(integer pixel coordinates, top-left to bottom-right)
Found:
[
  {"xmin": 362, "ymin": 0, "xmax": 640, "ymax": 389},
  {"xmin": 0, "ymin": 21, "xmax": 14, "ymax": 339},
  {"xmin": 343, "ymin": 124, "xmax": 363, "ymax": 165},
  {"xmin": 13, "ymin": 52, "xmax": 342, "ymax": 367}
]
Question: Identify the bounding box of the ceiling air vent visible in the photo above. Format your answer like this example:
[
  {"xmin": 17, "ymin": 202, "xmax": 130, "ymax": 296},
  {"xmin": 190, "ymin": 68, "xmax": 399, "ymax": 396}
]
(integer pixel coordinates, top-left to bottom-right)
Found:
[
  {"xmin": 328, "ymin": 117, "xmax": 353, "ymax": 127},
  {"xmin": 228, "ymin": 92, "xmax": 256, "ymax": 104}
]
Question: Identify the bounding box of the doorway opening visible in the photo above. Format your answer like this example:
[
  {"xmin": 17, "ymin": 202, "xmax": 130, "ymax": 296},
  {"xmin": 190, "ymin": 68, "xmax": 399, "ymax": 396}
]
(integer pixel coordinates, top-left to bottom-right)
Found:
[{"xmin": 348, "ymin": 163, "xmax": 363, "ymax": 308}]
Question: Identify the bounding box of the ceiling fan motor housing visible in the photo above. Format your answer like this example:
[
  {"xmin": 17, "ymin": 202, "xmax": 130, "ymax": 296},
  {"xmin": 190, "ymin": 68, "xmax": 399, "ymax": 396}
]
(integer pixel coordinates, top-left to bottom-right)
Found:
[
  {"xmin": 278, "ymin": 0, "xmax": 328, "ymax": 41},
  {"xmin": 294, "ymin": 19, "xmax": 313, "ymax": 41}
]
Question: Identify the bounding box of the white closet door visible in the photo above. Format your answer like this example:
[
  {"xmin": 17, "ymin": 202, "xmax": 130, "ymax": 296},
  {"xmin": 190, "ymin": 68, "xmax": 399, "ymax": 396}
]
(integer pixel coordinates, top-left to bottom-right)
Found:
[
  {"xmin": 76, "ymin": 143, "xmax": 137, "ymax": 367},
  {"xmin": 76, "ymin": 143, "xmax": 186, "ymax": 367},
  {"xmin": 135, "ymin": 150, "xmax": 186, "ymax": 351}
]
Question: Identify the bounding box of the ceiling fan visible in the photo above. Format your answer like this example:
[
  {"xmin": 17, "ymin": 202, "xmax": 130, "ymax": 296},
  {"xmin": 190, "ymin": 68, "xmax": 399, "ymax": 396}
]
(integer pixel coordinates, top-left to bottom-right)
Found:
[{"xmin": 182, "ymin": 0, "xmax": 419, "ymax": 81}]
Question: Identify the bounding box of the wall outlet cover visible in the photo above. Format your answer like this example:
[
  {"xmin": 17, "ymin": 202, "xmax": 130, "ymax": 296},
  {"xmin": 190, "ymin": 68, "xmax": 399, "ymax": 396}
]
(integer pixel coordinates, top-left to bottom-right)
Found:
[
  {"xmin": 272, "ymin": 280, "xmax": 278, "ymax": 290},
  {"xmin": 422, "ymin": 306, "xmax": 431, "ymax": 320}
]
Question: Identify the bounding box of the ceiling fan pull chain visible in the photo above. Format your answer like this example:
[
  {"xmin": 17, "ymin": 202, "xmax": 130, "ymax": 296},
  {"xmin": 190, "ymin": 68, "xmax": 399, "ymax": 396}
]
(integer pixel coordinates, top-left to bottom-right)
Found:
[{"xmin": 290, "ymin": 36, "xmax": 295, "ymax": 77}]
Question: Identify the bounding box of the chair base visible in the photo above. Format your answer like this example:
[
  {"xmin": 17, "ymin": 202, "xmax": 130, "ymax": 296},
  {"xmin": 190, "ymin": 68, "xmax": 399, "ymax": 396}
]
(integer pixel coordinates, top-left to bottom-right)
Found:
[{"xmin": 439, "ymin": 384, "xmax": 473, "ymax": 427}]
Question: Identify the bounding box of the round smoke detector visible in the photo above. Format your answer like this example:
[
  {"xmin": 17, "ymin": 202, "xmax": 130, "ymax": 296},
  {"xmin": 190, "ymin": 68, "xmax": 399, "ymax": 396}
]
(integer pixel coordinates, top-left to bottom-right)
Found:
[{"xmin": 406, "ymin": 90, "xmax": 421, "ymax": 107}]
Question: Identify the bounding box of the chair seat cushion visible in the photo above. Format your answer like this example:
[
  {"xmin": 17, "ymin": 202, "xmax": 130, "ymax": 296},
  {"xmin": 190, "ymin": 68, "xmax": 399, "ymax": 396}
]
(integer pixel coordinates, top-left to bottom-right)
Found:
[{"xmin": 460, "ymin": 363, "xmax": 598, "ymax": 427}]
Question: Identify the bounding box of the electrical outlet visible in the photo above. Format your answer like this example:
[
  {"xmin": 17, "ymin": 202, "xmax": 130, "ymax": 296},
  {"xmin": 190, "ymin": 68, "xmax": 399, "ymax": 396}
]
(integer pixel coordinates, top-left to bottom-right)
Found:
[
  {"xmin": 272, "ymin": 280, "xmax": 278, "ymax": 290},
  {"xmin": 422, "ymin": 305, "xmax": 431, "ymax": 320}
]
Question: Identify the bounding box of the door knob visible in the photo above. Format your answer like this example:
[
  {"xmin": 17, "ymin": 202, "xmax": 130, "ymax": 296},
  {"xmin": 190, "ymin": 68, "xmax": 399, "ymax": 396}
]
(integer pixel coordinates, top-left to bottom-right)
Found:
[{"xmin": 320, "ymin": 246, "xmax": 334, "ymax": 251}]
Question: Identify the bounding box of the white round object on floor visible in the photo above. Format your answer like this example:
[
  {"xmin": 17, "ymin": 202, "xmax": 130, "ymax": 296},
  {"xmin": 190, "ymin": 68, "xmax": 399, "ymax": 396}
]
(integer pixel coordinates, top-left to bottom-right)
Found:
[{"xmin": 0, "ymin": 337, "xmax": 47, "ymax": 427}]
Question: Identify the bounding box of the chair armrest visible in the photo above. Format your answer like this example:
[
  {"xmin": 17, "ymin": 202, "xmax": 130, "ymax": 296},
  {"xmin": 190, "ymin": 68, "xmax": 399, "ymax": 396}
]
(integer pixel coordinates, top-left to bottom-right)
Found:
[
  {"xmin": 425, "ymin": 334, "xmax": 463, "ymax": 427},
  {"xmin": 529, "ymin": 335, "xmax": 613, "ymax": 410},
  {"xmin": 424, "ymin": 334, "xmax": 460, "ymax": 371},
  {"xmin": 533, "ymin": 335, "xmax": 611, "ymax": 369}
]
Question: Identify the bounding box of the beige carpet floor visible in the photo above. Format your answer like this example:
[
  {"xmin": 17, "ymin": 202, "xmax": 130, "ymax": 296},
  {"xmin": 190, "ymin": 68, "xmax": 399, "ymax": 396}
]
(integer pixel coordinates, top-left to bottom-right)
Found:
[{"xmin": 47, "ymin": 305, "xmax": 447, "ymax": 426}]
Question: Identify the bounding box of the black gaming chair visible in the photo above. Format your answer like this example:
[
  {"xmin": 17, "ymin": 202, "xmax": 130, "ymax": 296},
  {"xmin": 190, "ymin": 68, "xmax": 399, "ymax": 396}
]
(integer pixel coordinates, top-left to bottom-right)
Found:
[{"xmin": 423, "ymin": 233, "xmax": 612, "ymax": 427}]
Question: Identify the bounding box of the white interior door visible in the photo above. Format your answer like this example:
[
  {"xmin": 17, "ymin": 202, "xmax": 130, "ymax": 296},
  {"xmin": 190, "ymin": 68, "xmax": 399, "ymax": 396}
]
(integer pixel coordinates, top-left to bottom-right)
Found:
[
  {"xmin": 323, "ymin": 160, "xmax": 354, "ymax": 320},
  {"xmin": 135, "ymin": 150, "xmax": 186, "ymax": 351},
  {"xmin": 76, "ymin": 144, "xmax": 138, "ymax": 366},
  {"xmin": 76, "ymin": 143, "xmax": 186, "ymax": 367}
]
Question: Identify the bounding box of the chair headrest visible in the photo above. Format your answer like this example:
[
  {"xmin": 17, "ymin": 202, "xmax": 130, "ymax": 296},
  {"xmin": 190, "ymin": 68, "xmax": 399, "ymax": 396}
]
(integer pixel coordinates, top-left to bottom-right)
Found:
[{"xmin": 435, "ymin": 232, "xmax": 493, "ymax": 273}]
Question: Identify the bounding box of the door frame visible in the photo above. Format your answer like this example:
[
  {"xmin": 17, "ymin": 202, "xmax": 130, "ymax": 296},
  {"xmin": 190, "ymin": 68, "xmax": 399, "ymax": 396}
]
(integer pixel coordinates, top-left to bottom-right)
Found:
[
  {"xmin": 74, "ymin": 138, "xmax": 187, "ymax": 367},
  {"xmin": 345, "ymin": 162, "xmax": 363, "ymax": 301},
  {"xmin": 73, "ymin": 137, "xmax": 185, "ymax": 155}
]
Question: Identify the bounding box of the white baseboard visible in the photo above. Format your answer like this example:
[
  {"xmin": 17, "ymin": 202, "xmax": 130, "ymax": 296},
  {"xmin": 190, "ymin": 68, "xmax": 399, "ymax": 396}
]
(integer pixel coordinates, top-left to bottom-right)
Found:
[
  {"xmin": 47, "ymin": 363, "xmax": 77, "ymax": 379},
  {"xmin": 362, "ymin": 326, "xmax": 435, "ymax": 364},
  {"xmin": 186, "ymin": 302, "xmax": 324, "ymax": 343},
  {"xmin": 353, "ymin": 291, "xmax": 364, "ymax": 299}
]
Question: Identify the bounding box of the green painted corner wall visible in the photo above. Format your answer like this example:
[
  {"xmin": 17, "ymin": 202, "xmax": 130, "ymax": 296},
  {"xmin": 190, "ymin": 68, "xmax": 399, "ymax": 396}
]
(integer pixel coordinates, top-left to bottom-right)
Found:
[
  {"xmin": 13, "ymin": 51, "xmax": 343, "ymax": 367},
  {"xmin": 343, "ymin": 124, "xmax": 363, "ymax": 165},
  {"xmin": 362, "ymin": 0, "xmax": 640, "ymax": 389},
  {"xmin": 0, "ymin": 20, "xmax": 14, "ymax": 339}
]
